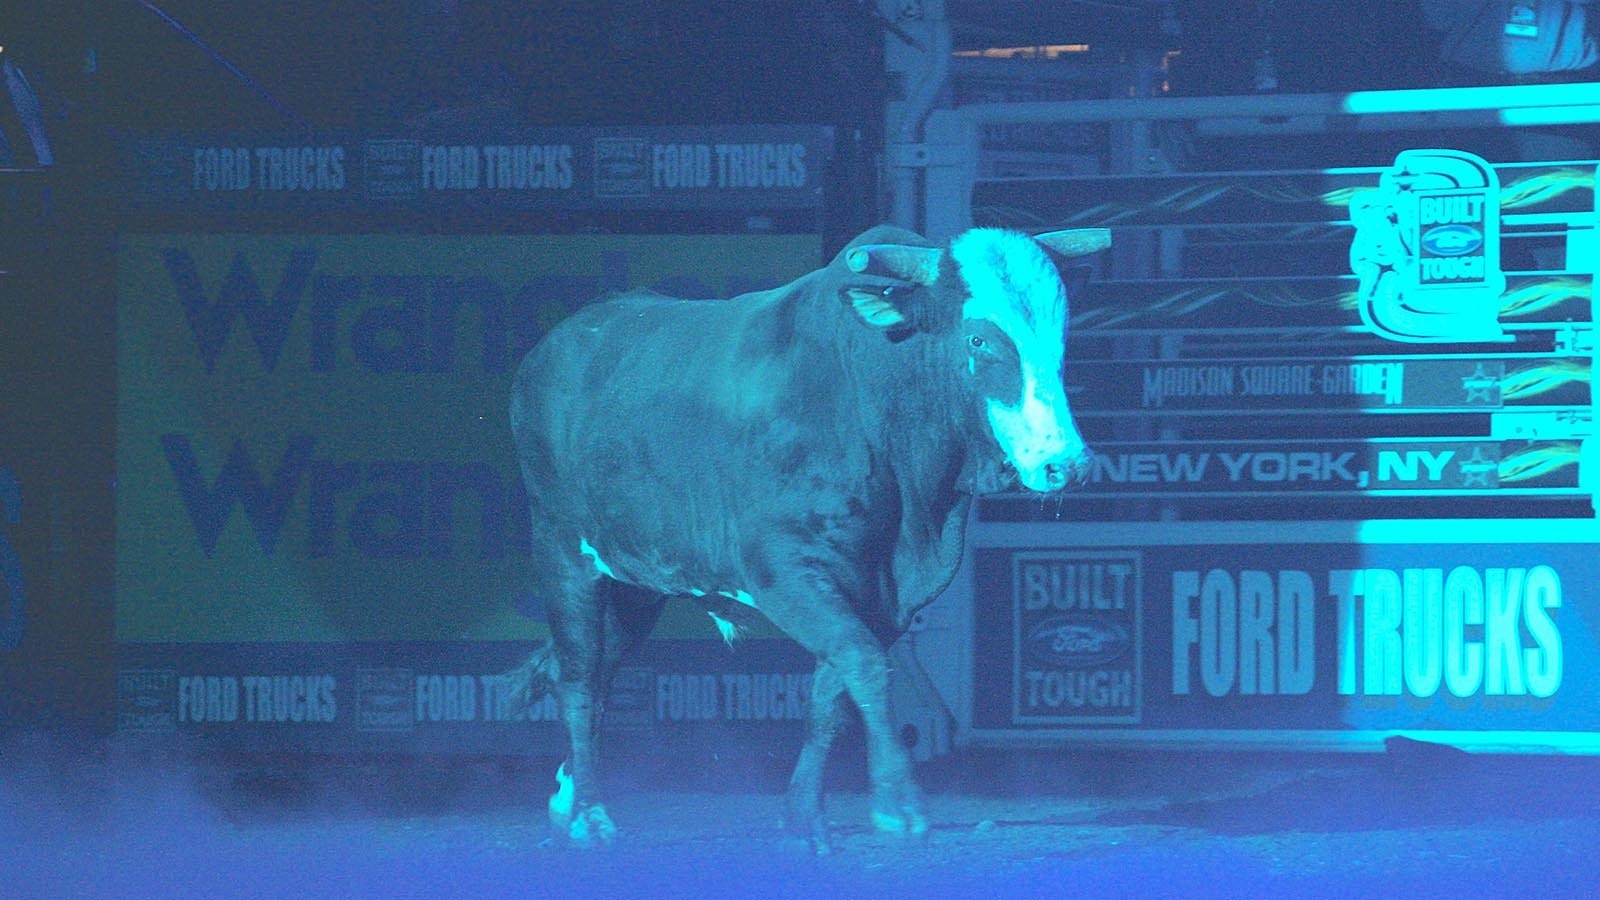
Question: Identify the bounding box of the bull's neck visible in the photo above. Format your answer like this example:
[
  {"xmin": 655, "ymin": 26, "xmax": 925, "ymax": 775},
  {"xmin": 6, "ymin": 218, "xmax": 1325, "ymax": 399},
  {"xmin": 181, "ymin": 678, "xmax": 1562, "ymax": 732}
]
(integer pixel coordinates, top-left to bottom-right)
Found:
[
  {"xmin": 786, "ymin": 279, "xmax": 975, "ymax": 502},
  {"xmin": 858, "ymin": 330, "xmax": 972, "ymax": 505}
]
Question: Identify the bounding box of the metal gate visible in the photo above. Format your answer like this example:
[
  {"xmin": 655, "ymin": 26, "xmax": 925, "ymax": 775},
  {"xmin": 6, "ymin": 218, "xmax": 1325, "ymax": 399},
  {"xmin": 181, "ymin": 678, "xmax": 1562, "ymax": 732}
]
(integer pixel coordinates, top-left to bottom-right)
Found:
[{"xmin": 894, "ymin": 88, "xmax": 1599, "ymax": 755}]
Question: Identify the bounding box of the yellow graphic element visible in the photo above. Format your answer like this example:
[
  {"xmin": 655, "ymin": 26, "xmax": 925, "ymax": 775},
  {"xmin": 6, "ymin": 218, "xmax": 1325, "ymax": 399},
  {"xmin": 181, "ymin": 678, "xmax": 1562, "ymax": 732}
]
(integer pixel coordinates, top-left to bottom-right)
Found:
[
  {"xmin": 1499, "ymin": 442, "xmax": 1582, "ymax": 483},
  {"xmin": 1498, "ymin": 168, "xmax": 1595, "ymax": 209},
  {"xmin": 1500, "ymin": 360, "xmax": 1591, "ymax": 401},
  {"xmin": 1321, "ymin": 187, "xmax": 1370, "ymax": 209},
  {"xmin": 1058, "ymin": 183, "xmax": 1233, "ymax": 225},
  {"xmin": 1499, "ymin": 277, "xmax": 1590, "ymax": 318},
  {"xmin": 1326, "ymin": 168, "xmax": 1593, "ymax": 211}
]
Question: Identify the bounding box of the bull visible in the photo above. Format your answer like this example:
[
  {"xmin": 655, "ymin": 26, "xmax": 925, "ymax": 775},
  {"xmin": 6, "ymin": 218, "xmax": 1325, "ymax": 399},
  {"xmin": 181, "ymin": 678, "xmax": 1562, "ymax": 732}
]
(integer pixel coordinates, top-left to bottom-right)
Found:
[{"xmin": 509, "ymin": 224, "xmax": 1108, "ymax": 850}]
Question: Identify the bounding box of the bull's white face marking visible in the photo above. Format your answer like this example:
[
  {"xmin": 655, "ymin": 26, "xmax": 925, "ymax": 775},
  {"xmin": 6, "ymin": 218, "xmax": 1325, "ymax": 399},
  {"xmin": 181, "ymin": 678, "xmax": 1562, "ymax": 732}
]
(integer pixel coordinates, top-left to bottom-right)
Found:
[
  {"xmin": 950, "ymin": 228, "xmax": 1087, "ymax": 492},
  {"xmin": 718, "ymin": 588, "xmax": 757, "ymax": 608},
  {"xmin": 578, "ymin": 538, "xmax": 615, "ymax": 578}
]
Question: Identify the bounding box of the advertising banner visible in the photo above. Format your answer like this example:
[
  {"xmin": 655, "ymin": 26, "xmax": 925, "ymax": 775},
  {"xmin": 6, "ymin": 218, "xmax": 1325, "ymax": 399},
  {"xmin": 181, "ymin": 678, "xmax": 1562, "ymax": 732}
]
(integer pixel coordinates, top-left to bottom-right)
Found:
[
  {"xmin": 1073, "ymin": 438, "xmax": 1582, "ymax": 497},
  {"xmin": 942, "ymin": 148, "xmax": 1598, "ymax": 756},
  {"xmin": 123, "ymin": 125, "xmax": 832, "ymax": 213},
  {"xmin": 968, "ymin": 523, "xmax": 1600, "ymax": 750},
  {"xmin": 114, "ymin": 638, "xmax": 815, "ymax": 755},
  {"xmin": 114, "ymin": 232, "xmax": 822, "ymax": 750},
  {"xmin": 1071, "ymin": 353, "xmax": 1591, "ymax": 415}
]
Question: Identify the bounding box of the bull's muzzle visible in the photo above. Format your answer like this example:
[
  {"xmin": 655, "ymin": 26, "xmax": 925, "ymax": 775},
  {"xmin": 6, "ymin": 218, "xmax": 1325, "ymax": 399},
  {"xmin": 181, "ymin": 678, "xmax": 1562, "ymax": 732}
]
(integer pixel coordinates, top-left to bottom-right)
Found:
[{"xmin": 1043, "ymin": 449, "xmax": 1094, "ymax": 491}]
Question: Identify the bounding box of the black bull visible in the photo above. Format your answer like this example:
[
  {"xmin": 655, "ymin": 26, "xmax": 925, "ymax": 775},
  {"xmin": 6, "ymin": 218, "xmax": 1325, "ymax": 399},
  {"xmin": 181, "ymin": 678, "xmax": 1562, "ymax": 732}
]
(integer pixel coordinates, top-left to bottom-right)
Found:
[{"xmin": 508, "ymin": 224, "xmax": 1109, "ymax": 849}]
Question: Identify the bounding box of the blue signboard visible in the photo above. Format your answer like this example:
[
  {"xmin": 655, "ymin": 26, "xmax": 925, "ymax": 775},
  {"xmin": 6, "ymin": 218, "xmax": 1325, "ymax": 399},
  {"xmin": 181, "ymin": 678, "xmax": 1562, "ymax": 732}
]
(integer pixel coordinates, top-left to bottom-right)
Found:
[
  {"xmin": 1070, "ymin": 354, "xmax": 1590, "ymax": 415},
  {"xmin": 122, "ymin": 125, "xmax": 833, "ymax": 212},
  {"xmin": 966, "ymin": 521, "xmax": 1600, "ymax": 752}
]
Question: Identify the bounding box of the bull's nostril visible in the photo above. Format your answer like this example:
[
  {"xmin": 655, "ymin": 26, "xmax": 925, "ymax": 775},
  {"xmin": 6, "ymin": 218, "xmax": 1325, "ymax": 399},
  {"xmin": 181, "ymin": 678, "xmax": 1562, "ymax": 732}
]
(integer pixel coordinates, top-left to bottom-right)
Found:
[{"xmin": 1044, "ymin": 462, "xmax": 1068, "ymax": 488}]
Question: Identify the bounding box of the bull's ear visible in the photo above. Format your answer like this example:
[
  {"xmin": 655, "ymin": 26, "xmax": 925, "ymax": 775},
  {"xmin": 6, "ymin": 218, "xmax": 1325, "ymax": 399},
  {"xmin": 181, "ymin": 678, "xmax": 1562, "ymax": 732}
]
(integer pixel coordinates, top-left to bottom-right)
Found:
[{"xmin": 843, "ymin": 285, "xmax": 911, "ymax": 329}]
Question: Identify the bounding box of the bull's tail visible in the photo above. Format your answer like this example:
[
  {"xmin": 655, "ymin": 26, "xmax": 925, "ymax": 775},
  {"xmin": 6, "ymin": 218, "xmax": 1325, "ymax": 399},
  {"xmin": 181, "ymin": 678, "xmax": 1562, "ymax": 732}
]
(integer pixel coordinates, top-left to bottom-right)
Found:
[{"xmin": 502, "ymin": 641, "xmax": 561, "ymax": 718}]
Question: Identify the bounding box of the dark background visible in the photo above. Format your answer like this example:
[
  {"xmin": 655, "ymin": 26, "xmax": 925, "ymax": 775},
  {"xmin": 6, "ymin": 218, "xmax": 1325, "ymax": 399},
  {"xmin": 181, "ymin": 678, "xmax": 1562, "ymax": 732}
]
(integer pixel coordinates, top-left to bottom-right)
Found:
[{"xmin": 2, "ymin": 1, "xmax": 1487, "ymax": 135}]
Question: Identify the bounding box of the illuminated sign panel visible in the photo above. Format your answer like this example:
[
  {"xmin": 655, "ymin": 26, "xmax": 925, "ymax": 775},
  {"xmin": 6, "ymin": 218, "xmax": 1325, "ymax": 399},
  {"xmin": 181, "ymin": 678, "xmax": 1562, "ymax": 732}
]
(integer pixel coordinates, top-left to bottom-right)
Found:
[
  {"xmin": 1073, "ymin": 439, "xmax": 1581, "ymax": 497},
  {"xmin": 1350, "ymin": 149, "xmax": 1508, "ymax": 342},
  {"xmin": 971, "ymin": 534, "xmax": 1600, "ymax": 742},
  {"xmin": 1069, "ymin": 355, "xmax": 1590, "ymax": 416},
  {"xmin": 964, "ymin": 148, "xmax": 1597, "ymax": 753}
]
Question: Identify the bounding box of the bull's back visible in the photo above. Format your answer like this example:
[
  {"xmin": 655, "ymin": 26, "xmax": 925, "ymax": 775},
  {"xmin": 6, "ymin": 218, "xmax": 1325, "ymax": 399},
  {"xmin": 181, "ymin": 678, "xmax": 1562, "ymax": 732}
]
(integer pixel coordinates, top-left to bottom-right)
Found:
[
  {"xmin": 511, "ymin": 292, "xmax": 796, "ymax": 541},
  {"xmin": 510, "ymin": 283, "xmax": 879, "ymax": 596}
]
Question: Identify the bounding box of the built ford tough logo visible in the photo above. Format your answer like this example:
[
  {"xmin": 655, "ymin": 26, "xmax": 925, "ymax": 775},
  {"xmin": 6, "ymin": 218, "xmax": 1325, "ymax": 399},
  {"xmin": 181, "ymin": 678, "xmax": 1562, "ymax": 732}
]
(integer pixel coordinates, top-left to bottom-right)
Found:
[
  {"xmin": 1348, "ymin": 148, "xmax": 1507, "ymax": 343},
  {"xmin": 1010, "ymin": 550, "xmax": 1142, "ymax": 725}
]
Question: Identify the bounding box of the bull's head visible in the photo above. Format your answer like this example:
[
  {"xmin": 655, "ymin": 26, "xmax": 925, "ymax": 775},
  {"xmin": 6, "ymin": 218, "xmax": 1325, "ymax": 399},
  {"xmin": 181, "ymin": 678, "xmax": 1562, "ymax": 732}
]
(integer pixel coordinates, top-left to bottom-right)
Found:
[{"xmin": 843, "ymin": 227, "xmax": 1108, "ymax": 493}]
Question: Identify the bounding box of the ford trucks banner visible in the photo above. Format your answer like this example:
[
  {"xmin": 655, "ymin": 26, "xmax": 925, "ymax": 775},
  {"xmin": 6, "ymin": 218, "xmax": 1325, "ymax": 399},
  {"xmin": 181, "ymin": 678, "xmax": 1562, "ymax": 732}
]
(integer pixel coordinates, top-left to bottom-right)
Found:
[
  {"xmin": 123, "ymin": 125, "xmax": 830, "ymax": 211},
  {"xmin": 970, "ymin": 530, "xmax": 1600, "ymax": 746},
  {"xmin": 115, "ymin": 233, "xmax": 821, "ymax": 750}
]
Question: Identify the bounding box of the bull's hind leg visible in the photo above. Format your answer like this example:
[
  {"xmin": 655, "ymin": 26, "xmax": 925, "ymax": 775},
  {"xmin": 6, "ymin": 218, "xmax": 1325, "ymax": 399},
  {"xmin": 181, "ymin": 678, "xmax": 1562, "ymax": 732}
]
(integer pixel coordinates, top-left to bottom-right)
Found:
[
  {"xmin": 538, "ymin": 549, "xmax": 612, "ymax": 845},
  {"xmin": 542, "ymin": 556, "xmax": 664, "ymax": 847}
]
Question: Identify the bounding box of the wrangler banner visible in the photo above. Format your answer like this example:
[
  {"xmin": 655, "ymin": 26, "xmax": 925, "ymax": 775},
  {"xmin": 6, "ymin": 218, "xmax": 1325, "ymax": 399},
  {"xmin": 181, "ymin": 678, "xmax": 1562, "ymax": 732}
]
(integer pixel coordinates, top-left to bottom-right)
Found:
[{"xmin": 114, "ymin": 233, "xmax": 821, "ymax": 749}]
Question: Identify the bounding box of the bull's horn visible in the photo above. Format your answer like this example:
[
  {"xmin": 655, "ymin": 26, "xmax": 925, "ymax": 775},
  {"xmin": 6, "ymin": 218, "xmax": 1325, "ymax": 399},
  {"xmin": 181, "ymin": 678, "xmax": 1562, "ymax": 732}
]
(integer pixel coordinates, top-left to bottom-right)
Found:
[
  {"xmin": 845, "ymin": 244, "xmax": 942, "ymax": 285},
  {"xmin": 1033, "ymin": 228, "xmax": 1112, "ymax": 257}
]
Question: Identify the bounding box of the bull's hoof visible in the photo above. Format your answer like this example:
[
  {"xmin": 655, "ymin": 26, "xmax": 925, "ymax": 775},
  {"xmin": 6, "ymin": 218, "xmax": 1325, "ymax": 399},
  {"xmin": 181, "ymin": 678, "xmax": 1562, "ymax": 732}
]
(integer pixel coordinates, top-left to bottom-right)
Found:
[
  {"xmin": 871, "ymin": 783, "xmax": 928, "ymax": 838},
  {"xmin": 550, "ymin": 802, "xmax": 618, "ymax": 847},
  {"xmin": 566, "ymin": 804, "xmax": 618, "ymax": 847},
  {"xmin": 782, "ymin": 790, "xmax": 838, "ymax": 855},
  {"xmin": 780, "ymin": 811, "xmax": 835, "ymax": 856},
  {"xmin": 547, "ymin": 764, "xmax": 617, "ymax": 848}
]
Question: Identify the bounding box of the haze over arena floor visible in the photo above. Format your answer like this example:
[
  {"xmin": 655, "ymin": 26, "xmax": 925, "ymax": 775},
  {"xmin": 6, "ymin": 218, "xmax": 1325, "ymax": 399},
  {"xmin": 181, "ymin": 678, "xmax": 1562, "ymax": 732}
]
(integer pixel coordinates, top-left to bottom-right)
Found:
[{"xmin": 5, "ymin": 733, "xmax": 1599, "ymax": 898}]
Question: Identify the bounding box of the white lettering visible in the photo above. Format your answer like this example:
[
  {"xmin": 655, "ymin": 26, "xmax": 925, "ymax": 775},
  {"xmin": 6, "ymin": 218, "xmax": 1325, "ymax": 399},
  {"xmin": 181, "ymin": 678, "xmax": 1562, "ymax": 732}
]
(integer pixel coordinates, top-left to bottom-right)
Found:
[
  {"xmin": 1332, "ymin": 566, "xmax": 1563, "ymax": 700},
  {"xmin": 1171, "ymin": 569, "xmax": 1315, "ymax": 697},
  {"xmin": 192, "ymin": 147, "xmax": 252, "ymax": 191},
  {"xmin": 1021, "ymin": 561, "xmax": 1133, "ymax": 611}
]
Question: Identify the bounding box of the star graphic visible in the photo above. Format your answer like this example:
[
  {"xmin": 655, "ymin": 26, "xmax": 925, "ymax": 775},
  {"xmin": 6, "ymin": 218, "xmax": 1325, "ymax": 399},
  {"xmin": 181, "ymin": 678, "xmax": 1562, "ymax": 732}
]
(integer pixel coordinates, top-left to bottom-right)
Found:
[
  {"xmin": 1461, "ymin": 363, "xmax": 1500, "ymax": 403},
  {"xmin": 1458, "ymin": 446, "xmax": 1497, "ymax": 487}
]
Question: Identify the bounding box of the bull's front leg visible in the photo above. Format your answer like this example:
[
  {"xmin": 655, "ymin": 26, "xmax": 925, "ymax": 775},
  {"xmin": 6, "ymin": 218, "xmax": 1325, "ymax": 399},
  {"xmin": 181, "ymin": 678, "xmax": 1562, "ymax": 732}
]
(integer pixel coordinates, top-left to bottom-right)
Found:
[
  {"xmin": 784, "ymin": 661, "xmax": 846, "ymax": 852},
  {"xmin": 839, "ymin": 643, "xmax": 928, "ymax": 838},
  {"xmin": 767, "ymin": 591, "xmax": 928, "ymax": 843},
  {"xmin": 543, "ymin": 578, "xmax": 618, "ymax": 847}
]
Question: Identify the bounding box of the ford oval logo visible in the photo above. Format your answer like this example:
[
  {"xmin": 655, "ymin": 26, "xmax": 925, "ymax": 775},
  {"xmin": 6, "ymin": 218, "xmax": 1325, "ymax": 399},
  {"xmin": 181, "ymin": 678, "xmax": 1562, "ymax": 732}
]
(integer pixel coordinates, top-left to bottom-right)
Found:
[
  {"xmin": 599, "ymin": 160, "xmax": 646, "ymax": 178},
  {"xmin": 1024, "ymin": 615, "xmax": 1131, "ymax": 668},
  {"xmin": 1421, "ymin": 223, "xmax": 1483, "ymax": 257}
]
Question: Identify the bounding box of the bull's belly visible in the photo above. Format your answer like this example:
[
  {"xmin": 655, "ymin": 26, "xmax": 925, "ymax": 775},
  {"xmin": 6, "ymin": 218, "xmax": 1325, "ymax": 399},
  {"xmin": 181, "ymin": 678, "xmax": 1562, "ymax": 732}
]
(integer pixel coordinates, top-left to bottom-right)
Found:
[{"xmin": 569, "ymin": 511, "xmax": 755, "ymax": 603}]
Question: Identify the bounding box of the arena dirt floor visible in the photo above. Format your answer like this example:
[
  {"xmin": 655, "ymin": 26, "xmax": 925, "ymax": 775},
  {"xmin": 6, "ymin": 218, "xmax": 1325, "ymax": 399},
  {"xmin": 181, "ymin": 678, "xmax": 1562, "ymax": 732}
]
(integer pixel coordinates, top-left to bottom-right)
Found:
[{"xmin": 5, "ymin": 733, "xmax": 1599, "ymax": 898}]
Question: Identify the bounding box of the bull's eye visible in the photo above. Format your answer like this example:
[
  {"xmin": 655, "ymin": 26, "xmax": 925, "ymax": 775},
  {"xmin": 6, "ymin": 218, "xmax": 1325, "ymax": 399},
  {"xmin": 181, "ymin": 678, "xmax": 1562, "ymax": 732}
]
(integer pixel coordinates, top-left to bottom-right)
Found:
[{"xmin": 968, "ymin": 334, "xmax": 986, "ymax": 350}]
